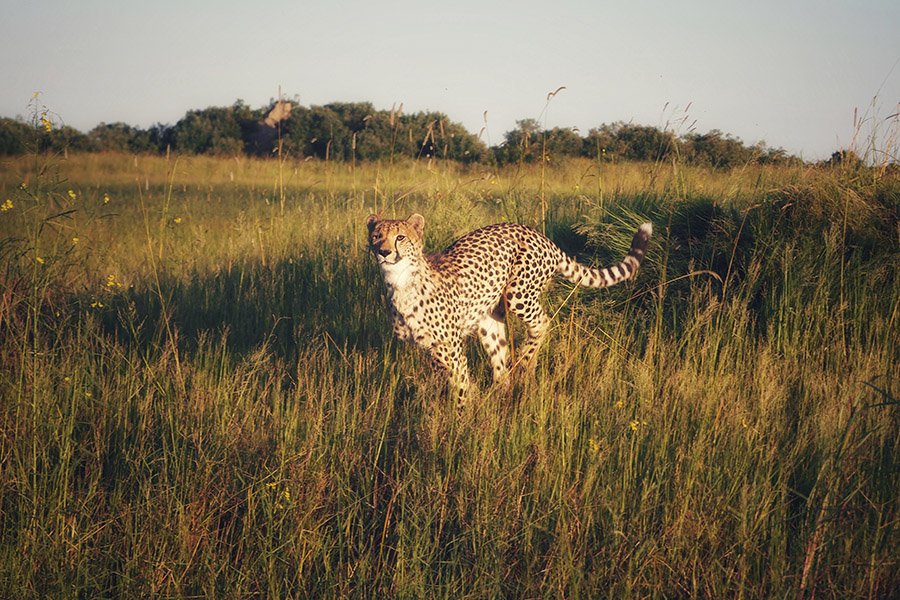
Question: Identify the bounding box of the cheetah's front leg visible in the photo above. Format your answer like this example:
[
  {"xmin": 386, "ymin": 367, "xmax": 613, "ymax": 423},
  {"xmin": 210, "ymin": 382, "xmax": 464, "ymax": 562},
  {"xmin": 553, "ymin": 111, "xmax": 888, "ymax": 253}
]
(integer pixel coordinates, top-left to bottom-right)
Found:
[{"xmin": 427, "ymin": 338, "xmax": 471, "ymax": 404}]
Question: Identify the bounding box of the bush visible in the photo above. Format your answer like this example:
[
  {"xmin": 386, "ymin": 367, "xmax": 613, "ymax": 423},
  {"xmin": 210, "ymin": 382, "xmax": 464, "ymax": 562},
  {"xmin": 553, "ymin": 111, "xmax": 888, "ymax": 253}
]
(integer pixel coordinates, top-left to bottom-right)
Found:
[
  {"xmin": 493, "ymin": 121, "xmax": 677, "ymax": 165},
  {"xmin": 0, "ymin": 118, "xmax": 32, "ymax": 155},
  {"xmin": 87, "ymin": 122, "xmax": 156, "ymax": 154},
  {"xmin": 169, "ymin": 101, "xmax": 254, "ymax": 156},
  {"xmin": 2, "ymin": 96, "xmax": 810, "ymax": 168},
  {"xmin": 612, "ymin": 123, "xmax": 675, "ymax": 162},
  {"xmin": 682, "ymin": 129, "xmax": 752, "ymax": 168},
  {"xmin": 41, "ymin": 125, "xmax": 93, "ymax": 154}
]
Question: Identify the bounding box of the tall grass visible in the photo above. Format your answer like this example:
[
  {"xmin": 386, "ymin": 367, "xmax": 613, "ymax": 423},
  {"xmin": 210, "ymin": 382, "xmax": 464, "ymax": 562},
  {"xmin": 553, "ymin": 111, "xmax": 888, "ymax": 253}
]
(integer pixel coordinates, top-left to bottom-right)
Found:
[{"xmin": 0, "ymin": 150, "xmax": 896, "ymax": 597}]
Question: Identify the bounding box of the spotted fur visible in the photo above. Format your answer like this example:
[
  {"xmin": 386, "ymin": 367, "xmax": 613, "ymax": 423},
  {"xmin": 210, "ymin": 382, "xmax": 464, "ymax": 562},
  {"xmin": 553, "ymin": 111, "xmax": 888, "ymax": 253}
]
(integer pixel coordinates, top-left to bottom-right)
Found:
[{"xmin": 366, "ymin": 213, "xmax": 652, "ymax": 399}]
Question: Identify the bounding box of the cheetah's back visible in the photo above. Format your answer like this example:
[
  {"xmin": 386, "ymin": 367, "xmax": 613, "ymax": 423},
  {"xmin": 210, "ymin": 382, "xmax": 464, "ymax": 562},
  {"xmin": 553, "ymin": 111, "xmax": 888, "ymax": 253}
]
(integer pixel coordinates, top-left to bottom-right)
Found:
[{"xmin": 427, "ymin": 223, "xmax": 561, "ymax": 330}]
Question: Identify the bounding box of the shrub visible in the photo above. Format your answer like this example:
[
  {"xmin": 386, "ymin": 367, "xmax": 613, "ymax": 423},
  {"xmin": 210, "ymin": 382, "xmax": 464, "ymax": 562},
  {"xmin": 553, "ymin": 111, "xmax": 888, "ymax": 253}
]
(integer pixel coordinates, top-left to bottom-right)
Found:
[
  {"xmin": 169, "ymin": 101, "xmax": 254, "ymax": 156},
  {"xmin": 0, "ymin": 117, "xmax": 32, "ymax": 155},
  {"xmin": 87, "ymin": 122, "xmax": 156, "ymax": 154}
]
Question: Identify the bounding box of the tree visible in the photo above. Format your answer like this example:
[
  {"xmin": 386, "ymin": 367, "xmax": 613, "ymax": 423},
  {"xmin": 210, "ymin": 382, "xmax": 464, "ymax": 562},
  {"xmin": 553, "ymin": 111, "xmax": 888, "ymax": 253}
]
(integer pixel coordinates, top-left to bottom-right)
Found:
[
  {"xmin": 169, "ymin": 102, "xmax": 253, "ymax": 155},
  {"xmin": 583, "ymin": 125, "xmax": 618, "ymax": 161},
  {"xmin": 541, "ymin": 127, "xmax": 583, "ymax": 161},
  {"xmin": 824, "ymin": 149, "xmax": 862, "ymax": 167},
  {"xmin": 353, "ymin": 111, "xmax": 395, "ymax": 161},
  {"xmin": 611, "ymin": 123, "xmax": 674, "ymax": 162},
  {"xmin": 430, "ymin": 115, "xmax": 486, "ymax": 163},
  {"xmin": 0, "ymin": 117, "xmax": 32, "ymax": 155},
  {"xmin": 41, "ymin": 125, "xmax": 93, "ymax": 154},
  {"xmin": 684, "ymin": 130, "xmax": 751, "ymax": 168},
  {"xmin": 282, "ymin": 105, "xmax": 351, "ymax": 160},
  {"xmin": 87, "ymin": 122, "xmax": 156, "ymax": 153},
  {"xmin": 324, "ymin": 102, "xmax": 376, "ymax": 133},
  {"xmin": 495, "ymin": 119, "xmax": 541, "ymax": 163},
  {"xmin": 401, "ymin": 111, "xmax": 487, "ymax": 163}
]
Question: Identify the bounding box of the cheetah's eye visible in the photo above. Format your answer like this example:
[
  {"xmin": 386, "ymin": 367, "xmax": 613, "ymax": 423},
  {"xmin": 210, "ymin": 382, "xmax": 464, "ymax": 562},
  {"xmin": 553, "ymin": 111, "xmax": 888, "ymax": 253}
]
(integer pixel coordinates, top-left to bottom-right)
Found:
[{"xmin": 396, "ymin": 235, "xmax": 406, "ymax": 242}]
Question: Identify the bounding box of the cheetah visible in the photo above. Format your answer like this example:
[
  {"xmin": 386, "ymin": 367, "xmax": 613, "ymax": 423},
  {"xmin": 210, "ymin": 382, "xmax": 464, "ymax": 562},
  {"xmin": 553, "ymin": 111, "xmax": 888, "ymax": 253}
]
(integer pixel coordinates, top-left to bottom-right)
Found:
[{"xmin": 366, "ymin": 213, "xmax": 652, "ymax": 399}]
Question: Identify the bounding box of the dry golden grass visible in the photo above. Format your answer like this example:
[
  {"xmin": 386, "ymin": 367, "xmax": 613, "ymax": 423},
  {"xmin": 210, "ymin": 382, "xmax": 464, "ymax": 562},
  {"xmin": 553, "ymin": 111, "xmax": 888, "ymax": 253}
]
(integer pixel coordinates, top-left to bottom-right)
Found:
[{"xmin": 0, "ymin": 151, "xmax": 896, "ymax": 597}]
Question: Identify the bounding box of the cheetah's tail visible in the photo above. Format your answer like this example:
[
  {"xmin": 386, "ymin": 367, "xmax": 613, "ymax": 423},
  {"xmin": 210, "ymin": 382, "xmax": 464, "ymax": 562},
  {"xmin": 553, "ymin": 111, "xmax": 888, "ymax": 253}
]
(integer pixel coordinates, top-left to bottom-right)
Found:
[{"xmin": 557, "ymin": 223, "xmax": 652, "ymax": 289}]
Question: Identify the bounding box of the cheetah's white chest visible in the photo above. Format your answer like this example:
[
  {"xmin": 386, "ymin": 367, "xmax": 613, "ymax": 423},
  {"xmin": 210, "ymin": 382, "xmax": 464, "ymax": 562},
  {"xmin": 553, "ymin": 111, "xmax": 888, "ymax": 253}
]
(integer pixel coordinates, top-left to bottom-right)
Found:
[
  {"xmin": 380, "ymin": 259, "xmax": 415, "ymax": 290},
  {"xmin": 380, "ymin": 259, "xmax": 424, "ymax": 321}
]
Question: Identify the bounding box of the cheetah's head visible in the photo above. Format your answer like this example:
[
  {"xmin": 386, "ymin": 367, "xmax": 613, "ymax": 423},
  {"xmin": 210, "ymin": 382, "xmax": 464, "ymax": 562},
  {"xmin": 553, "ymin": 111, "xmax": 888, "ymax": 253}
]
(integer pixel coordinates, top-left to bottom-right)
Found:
[{"xmin": 365, "ymin": 213, "xmax": 425, "ymax": 265}]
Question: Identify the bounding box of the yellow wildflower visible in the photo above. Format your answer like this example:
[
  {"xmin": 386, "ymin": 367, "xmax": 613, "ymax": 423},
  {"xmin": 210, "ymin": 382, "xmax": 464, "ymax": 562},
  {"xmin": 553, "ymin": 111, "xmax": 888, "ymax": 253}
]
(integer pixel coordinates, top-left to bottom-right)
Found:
[
  {"xmin": 35, "ymin": 256, "xmax": 44, "ymax": 265},
  {"xmin": 41, "ymin": 114, "xmax": 52, "ymax": 133},
  {"xmin": 275, "ymin": 487, "xmax": 292, "ymax": 510},
  {"xmin": 173, "ymin": 217, "xmax": 183, "ymax": 224},
  {"xmin": 102, "ymin": 193, "xmax": 110, "ymax": 204},
  {"xmin": 67, "ymin": 189, "xmax": 77, "ymax": 200},
  {"xmin": 72, "ymin": 237, "xmax": 79, "ymax": 245},
  {"xmin": 615, "ymin": 399, "xmax": 625, "ymax": 410},
  {"xmin": 629, "ymin": 419, "xmax": 646, "ymax": 432},
  {"xmin": 0, "ymin": 199, "xmax": 12, "ymax": 212}
]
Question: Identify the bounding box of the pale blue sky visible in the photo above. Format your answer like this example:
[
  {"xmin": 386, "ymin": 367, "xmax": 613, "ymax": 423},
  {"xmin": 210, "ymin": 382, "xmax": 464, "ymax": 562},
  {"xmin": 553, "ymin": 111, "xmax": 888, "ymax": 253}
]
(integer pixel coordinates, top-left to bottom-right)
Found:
[{"xmin": 2, "ymin": 0, "xmax": 898, "ymax": 159}]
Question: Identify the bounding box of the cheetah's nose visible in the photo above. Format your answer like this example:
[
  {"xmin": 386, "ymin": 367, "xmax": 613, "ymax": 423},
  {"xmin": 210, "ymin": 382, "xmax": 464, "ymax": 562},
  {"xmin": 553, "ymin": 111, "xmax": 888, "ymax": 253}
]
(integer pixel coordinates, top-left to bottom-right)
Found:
[{"xmin": 376, "ymin": 247, "xmax": 392, "ymax": 257}]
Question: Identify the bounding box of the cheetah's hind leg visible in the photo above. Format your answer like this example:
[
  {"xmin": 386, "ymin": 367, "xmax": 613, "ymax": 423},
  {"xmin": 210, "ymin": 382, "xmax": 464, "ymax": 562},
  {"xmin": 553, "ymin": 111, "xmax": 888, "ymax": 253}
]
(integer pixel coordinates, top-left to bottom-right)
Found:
[
  {"xmin": 508, "ymin": 294, "xmax": 551, "ymax": 377},
  {"xmin": 476, "ymin": 302, "xmax": 511, "ymax": 389}
]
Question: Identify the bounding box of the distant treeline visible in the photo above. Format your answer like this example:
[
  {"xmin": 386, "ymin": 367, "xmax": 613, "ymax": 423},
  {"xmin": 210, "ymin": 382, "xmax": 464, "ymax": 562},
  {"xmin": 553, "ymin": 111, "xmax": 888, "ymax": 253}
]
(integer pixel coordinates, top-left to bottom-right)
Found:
[{"xmin": 0, "ymin": 99, "xmax": 803, "ymax": 167}]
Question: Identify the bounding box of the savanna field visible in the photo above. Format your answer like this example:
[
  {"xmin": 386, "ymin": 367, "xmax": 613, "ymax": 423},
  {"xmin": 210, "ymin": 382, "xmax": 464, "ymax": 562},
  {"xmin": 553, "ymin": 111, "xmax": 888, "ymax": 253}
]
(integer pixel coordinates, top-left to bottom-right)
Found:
[{"xmin": 0, "ymin": 152, "xmax": 897, "ymax": 597}]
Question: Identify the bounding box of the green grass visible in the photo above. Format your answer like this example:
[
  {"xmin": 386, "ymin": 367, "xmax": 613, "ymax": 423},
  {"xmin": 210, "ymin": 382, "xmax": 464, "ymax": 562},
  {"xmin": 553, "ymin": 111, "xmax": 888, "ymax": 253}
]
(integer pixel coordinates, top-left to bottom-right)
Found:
[{"xmin": 0, "ymin": 152, "xmax": 897, "ymax": 598}]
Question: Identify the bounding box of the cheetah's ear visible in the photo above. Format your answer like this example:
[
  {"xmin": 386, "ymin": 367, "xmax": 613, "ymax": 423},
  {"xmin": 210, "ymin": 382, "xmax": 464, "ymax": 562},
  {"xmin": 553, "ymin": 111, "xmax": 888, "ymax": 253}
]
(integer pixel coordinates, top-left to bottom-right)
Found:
[
  {"xmin": 365, "ymin": 214, "xmax": 380, "ymax": 233},
  {"xmin": 407, "ymin": 213, "xmax": 425, "ymax": 237}
]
